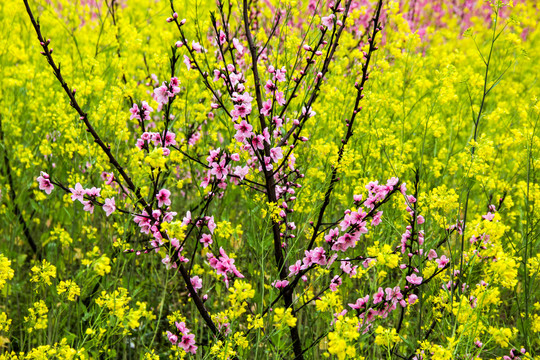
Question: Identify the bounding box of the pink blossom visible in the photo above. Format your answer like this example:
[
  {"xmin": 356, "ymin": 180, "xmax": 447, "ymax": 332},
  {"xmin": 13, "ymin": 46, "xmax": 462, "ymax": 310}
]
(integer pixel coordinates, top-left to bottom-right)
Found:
[
  {"xmin": 408, "ymin": 294, "xmax": 418, "ymax": 304},
  {"xmin": 129, "ymin": 103, "xmax": 141, "ymax": 120},
  {"xmin": 385, "ymin": 286, "xmax": 403, "ymax": 305},
  {"xmin": 170, "ymin": 77, "xmax": 181, "ymax": 94},
  {"xmin": 302, "ymin": 106, "xmax": 316, "ymax": 117},
  {"xmin": 166, "ymin": 331, "xmax": 178, "ymax": 345},
  {"xmin": 270, "ymin": 147, "xmax": 283, "ymax": 163},
  {"xmin": 272, "ymin": 279, "xmax": 289, "ymax": 289},
  {"xmin": 482, "ymin": 212, "xmax": 495, "ymax": 221},
  {"xmin": 234, "ymin": 120, "xmax": 253, "ymax": 142},
  {"xmin": 183, "ymin": 55, "xmax": 191, "ymax": 70},
  {"xmin": 268, "ymin": 94, "xmax": 283, "ymax": 110},
  {"xmin": 156, "ymin": 189, "xmax": 171, "ymax": 208},
  {"xmin": 85, "ymin": 187, "xmax": 101, "ymax": 198},
  {"xmin": 427, "ymin": 249, "xmax": 438, "ymax": 260},
  {"xmin": 207, "ymin": 216, "xmax": 216, "ymax": 233},
  {"xmin": 175, "ymin": 321, "xmax": 189, "ymax": 334},
  {"xmin": 210, "ymin": 159, "xmax": 228, "ymax": 179},
  {"xmin": 206, "ymin": 247, "xmax": 244, "ymax": 287},
  {"xmin": 332, "ymin": 232, "xmax": 358, "ymax": 252},
  {"xmin": 261, "ymin": 98, "xmax": 272, "ymax": 116},
  {"xmin": 232, "ymin": 102, "xmax": 252, "ymax": 119},
  {"xmin": 162, "ymin": 254, "xmax": 177, "ymax": 269},
  {"xmin": 153, "ymin": 84, "xmax": 171, "ymax": 104},
  {"xmin": 251, "ymin": 135, "xmax": 265, "ymax": 150},
  {"xmin": 218, "ymin": 30, "xmax": 226, "ymax": 45},
  {"xmin": 373, "ymin": 287, "xmax": 384, "ymax": 304},
  {"xmin": 265, "ymin": 79, "xmax": 276, "ymax": 93},
  {"xmin": 288, "ymin": 260, "xmax": 302, "ymax": 276},
  {"xmin": 274, "ymin": 67, "xmax": 286, "ymax": 82},
  {"xmin": 103, "ymin": 197, "xmax": 116, "ymax": 217},
  {"xmin": 324, "ymin": 227, "xmax": 339, "ymax": 243},
  {"xmin": 37, "ymin": 172, "xmax": 54, "ymax": 194},
  {"xmin": 474, "ymin": 339, "xmax": 483, "ymax": 348},
  {"xmin": 200, "ymin": 234, "xmax": 213, "ymax": 247},
  {"xmin": 70, "ymin": 183, "xmax": 85, "ymax": 203},
  {"xmin": 406, "ymin": 273, "xmax": 423, "ymax": 285},
  {"xmin": 181, "ymin": 211, "xmax": 192, "ymax": 226},
  {"xmin": 321, "ymin": 14, "xmax": 336, "ymax": 29},
  {"xmin": 233, "ymin": 165, "xmax": 249, "ymax": 180},
  {"xmin": 190, "ymin": 276, "xmax": 203, "ymax": 292},
  {"xmin": 436, "ymin": 255, "xmax": 449, "ymax": 268},
  {"xmin": 329, "ymin": 275, "xmax": 342, "ymax": 291},
  {"xmin": 340, "ymin": 260, "xmax": 358, "ymax": 277},
  {"xmin": 371, "ymin": 211, "xmax": 383, "ymax": 226},
  {"xmin": 191, "ymin": 40, "xmax": 203, "ymax": 53},
  {"xmin": 232, "ymin": 38, "xmax": 244, "ymax": 54},
  {"xmin": 82, "ymin": 201, "xmax": 94, "ymax": 214},
  {"xmin": 349, "ymin": 295, "xmax": 369, "ymax": 310},
  {"xmin": 178, "ymin": 333, "xmax": 197, "ymax": 354}
]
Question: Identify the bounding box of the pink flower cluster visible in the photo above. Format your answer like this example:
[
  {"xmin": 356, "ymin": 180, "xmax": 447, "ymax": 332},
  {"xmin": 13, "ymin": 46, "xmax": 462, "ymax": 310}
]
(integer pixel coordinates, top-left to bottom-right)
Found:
[
  {"xmin": 68, "ymin": 182, "xmax": 117, "ymax": 216},
  {"xmin": 129, "ymin": 101, "xmax": 154, "ymax": 122},
  {"xmin": 323, "ymin": 178, "xmax": 400, "ymax": 253},
  {"xmin": 206, "ymin": 247, "xmax": 244, "ymax": 288},
  {"xmin": 136, "ymin": 131, "xmax": 176, "ymax": 153},
  {"xmin": 167, "ymin": 321, "xmax": 197, "ymax": 355},
  {"xmin": 347, "ymin": 285, "xmax": 419, "ymax": 333},
  {"xmin": 201, "ymin": 148, "xmax": 250, "ymax": 189},
  {"xmin": 153, "ymin": 77, "xmax": 181, "ymax": 108},
  {"xmin": 133, "ymin": 203, "xmax": 177, "ymax": 239}
]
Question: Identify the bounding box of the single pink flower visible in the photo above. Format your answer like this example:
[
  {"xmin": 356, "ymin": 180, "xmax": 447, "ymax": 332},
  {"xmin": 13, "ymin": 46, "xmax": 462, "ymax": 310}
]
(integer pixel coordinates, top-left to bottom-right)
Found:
[
  {"xmin": 232, "ymin": 38, "xmax": 244, "ymax": 54},
  {"xmin": 321, "ymin": 14, "xmax": 336, "ymax": 29},
  {"xmin": 482, "ymin": 212, "xmax": 495, "ymax": 221},
  {"xmin": 210, "ymin": 159, "xmax": 228, "ymax": 179},
  {"xmin": 436, "ymin": 255, "xmax": 449, "ymax": 269},
  {"xmin": 191, "ymin": 40, "xmax": 203, "ymax": 53},
  {"xmin": 103, "ymin": 197, "xmax": 116, "ymax": 217},
  {"xmin": 207, "ymin": 216, "xmax": 216, "ymax": 233},
  {"xmin": 233, "ymin": 165, "xmax": 249, "ymax": 180},
  {"xmin": 37, "ymin": 172, "xmax": 54, "ymax": 194},
  {"xmin": 406, "ymin": 273, "xmax": 423, "ymax": 285},
  {"xmin": 200, "ymin": 234, "xmax": 213, "ymax": 247},
  {"xmin": 270, "ymin": 147, "xmax": 283, "ymax": 163},
  {"xmin": 373, "ymin": 287, "xmax": 384, "ymax": 304},
  {"xmin": 153, "ymin": 84, "xmax": 171, "ymax": 104},
  {"xmin": 182, "ymin": 211, "xmax": 192, "ymax": 226},
  {"xmin": 183, "ymin": 55, "xmax": 191, "ymax": 70},
  {"xmin": 349, "ymin": 295, "xmax": 369, "ymax": 310},
  {"xmin": 261, "ymin": 98, "xmax": 272, "ymax": 117},
  {"xmin": 427, "ymin": 249, "xmax": 438, "ymax": 260},
  {"xmin": 70, "ymin": 183, "xmax": 85, "ymax": 203},
  {"xmin": 83, "ymin": 201, "xmax": 94, "ymax": 214},
  {"xmin": 156, "ymin": 189, "xmax": 172, "ymax": 208},
  {"xmin": 190, "ymin": 276, "xmax": 203, "ymax": 292},
  {"xmin": 234, "ymin": 120, "xmax": 253, "ymax": 142}
]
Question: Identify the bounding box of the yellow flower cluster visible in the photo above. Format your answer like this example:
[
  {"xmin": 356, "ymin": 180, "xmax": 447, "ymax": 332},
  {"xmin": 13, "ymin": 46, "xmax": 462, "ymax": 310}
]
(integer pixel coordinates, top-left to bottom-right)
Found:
[
  {"xmin": 30, "ymin": 260, "xmax": 56, "ymax": 287},
  {"xmin": 57, "ymin": 280, "xmax": 81, "ymax": 301},
  {"xmin": 24, "ymin": 300, "xmax": 48, "ymax": 333},
  {"xmin": 0, "ymin": 254, "xmax": 14, "ymax": 291},
  {"xmin": 273, "ymin": 307, "xmax": 297, "ymax": 330},
  {"xmin": 327, "ymin": 315, "xmax": 360, "ymax": 360}
]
